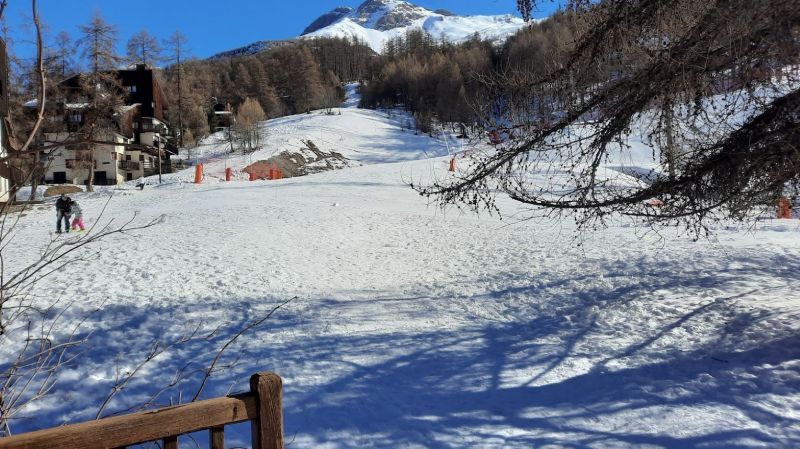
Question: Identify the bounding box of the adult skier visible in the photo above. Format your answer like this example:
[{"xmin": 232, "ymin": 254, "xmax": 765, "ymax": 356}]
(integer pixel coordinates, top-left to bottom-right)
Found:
[{"xmin": 55, "ymin": 194, "xmax": 72, "ymax": 233}]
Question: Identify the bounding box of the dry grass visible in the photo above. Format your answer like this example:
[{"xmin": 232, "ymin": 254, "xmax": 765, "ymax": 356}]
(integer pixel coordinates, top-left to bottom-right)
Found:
[{"xmin": 43, "ymin": 185, "xmax": 84, "ymax": 197}]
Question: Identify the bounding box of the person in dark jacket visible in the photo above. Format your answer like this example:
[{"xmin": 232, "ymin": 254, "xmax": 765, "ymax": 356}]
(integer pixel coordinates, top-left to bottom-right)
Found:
[{"xmin": 55, "ymin": 194, "xmax": 72, "ymax": 233}]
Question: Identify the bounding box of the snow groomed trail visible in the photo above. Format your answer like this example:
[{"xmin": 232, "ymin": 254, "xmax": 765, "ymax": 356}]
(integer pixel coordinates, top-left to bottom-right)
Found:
[{"xmin": 4, "ymin": 96, "xmax": 800, "ymax": 448}]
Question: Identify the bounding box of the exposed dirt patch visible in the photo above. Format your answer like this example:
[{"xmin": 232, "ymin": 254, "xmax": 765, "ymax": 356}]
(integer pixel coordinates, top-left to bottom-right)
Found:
[
  {"xmin": 44, "ymin": 185, "xmax": 84, "ymax": 197},
  {"xmin": 244, "ymin": 140, "xmax": 355, "ymax": 180}
]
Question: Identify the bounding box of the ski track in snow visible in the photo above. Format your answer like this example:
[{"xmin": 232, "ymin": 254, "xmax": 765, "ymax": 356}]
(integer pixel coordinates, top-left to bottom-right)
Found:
[{"xmin": 4, "ymin": 91, "xmax": 800, "ymax": 448}]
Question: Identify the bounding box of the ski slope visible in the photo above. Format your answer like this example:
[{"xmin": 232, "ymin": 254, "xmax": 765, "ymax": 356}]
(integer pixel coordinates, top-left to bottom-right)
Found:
[
  {"xmin": 178, "ymin": 85, "xmax": 452, "ymax": 182},
  {"xmin": 3, "ymin": 90, "xmax": 800, "ymax": 448}
]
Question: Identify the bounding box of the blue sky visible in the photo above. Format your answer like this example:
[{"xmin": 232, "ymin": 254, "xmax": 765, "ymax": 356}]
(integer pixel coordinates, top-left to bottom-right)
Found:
[{"xmin": 4, "ymin": 1, "xmax": 560, "ymax": 61}]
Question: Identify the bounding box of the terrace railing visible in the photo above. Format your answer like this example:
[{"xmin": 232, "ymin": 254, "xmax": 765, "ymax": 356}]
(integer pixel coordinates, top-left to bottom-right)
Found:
[{"xmin": 0, "ymin": 372, "xmax": 284, "ymax": 449}]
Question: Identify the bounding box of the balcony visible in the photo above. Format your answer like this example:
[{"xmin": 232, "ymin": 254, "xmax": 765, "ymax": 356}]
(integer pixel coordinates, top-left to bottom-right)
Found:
[
  {"xmin": 139, "ymin": 120, "xmax": 171, "ymax": 136},
  {"xmin": 118, "ymin": 160, "xmax": 141, "ymax": 171}
]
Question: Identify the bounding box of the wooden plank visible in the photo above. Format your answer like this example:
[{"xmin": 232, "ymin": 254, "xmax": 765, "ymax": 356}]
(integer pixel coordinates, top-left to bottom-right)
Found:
[
  {"xmin": 250, "ymin": 372, "xmax": 284, "ymax": 449},
  {"xmin": 0, "ymin": 393, "xmax": 257, "ymax": 449},
  {"xmin": 209, "ymin": 426, "xmax": 224, "ymax": 449},
  {"xmin": 163, "ymin": 436, "xmax": 178, "ymax": 449}
]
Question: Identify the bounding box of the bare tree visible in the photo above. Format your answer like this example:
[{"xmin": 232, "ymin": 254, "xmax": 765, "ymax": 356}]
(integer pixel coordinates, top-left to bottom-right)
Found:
[
  {"xmin": 77, "ymin": 12, "xmax": 122, "ymax": 192},
  {"xmin": 0, "ymin": 5, "xmax": 292, "ymax": 435},
  {"xmin": 0, "ymin": 209, "xmax": 164, "ymax": 434},
  {"xmin": 126, "ymin": 29, "xmax": 163, "ymax": 68},
  {"xmin": 163, "ymin": 31, "xmax": 188, "ymax": 147},
  {"xmin": 233, "ymin": 97, "xmax": 266, "ymax": 153},
  {"xmin": 420, "ymin": 0, "xmax": 800, "ymax": 235},
  {"xmin": 47, "ymin": 31, "xmax": 76, "ymax": 79}
]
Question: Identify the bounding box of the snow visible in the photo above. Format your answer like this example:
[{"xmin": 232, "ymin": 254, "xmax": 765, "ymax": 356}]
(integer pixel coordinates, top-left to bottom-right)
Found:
[
  {"xmin": 302, "ymin": 5, "xmax": 527, "ymax": 53},
  {"xmin": 178, "ymin": 86, "xmax": 447, "ymax": 181},
  {"xmin": 3, "ymin": 89, "xmax": 800, "ymax": 448}
]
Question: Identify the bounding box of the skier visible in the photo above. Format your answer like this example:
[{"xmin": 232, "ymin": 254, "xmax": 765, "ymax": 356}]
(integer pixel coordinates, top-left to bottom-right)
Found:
[
  {"xmin": 136, "ymin": 176, "xmax": 146, "ymax": 190},
  {"xmin": 70, "ymin": 199, "xmax": 86, "ymax": 232},
  {"xmin": 55, "ymin": 194, "xmax": 72, "ymax": 234}
]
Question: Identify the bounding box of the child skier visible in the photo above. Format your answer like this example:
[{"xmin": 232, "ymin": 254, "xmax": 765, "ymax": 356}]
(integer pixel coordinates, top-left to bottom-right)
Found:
[{"xmin": 70, "ymin": 199, "xmax": 86, "ymax": 232}]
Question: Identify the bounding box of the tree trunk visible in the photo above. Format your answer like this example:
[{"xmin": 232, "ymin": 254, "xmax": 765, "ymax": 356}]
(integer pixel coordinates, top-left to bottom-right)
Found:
[
  {"xmin": 27, "ymin": 153, "xmax": 41, "ymax": 202},
  {"xmin": 87, "ymin": 147, "xmax": 95, "ymax": 192},
  {"xmin": 663, "ymin": 98, "xmax": 677, "ymax": 179}
]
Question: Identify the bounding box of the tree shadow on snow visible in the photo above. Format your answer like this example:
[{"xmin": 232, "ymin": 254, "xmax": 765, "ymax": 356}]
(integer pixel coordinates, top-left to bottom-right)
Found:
[
  {"xmin": 239, "ymin": 252, "xmax": 800, "ymax": 448},
  {"xmin": 7, "ymin": 252, "xmax": 800, "ymax": 449}
]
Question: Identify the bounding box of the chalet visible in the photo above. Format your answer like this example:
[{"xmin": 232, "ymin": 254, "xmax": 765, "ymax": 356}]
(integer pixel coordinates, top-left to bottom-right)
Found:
[
  {"xmin": 211, "ymin": 99, "xmax": 235, "ymax": 132},
  {"xmin": 37, "ymin": 64, "xmax": 176, "ymax": 185}
]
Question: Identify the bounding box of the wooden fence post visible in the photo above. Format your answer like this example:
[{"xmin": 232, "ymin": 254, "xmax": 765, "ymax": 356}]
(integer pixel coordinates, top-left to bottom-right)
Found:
[
  {"xmin": 163, "ymin": 436, "xmax": 178, "ymax": 449},
  {"xmin": 249, "ymin": 372, "xmax": 284, "ymax": 449},
  {"xmin": 210, "ymin": 426, "xmax": 225, "ymax": 449}
]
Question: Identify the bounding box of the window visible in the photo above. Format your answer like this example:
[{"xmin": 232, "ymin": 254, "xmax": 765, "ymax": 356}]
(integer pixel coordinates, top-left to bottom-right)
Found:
[
  {"xmin": 139, "ymin": 155, "xmax": 144, "ymax": 161},
  {"xmin": 129, "ymin": 85, "xmax": 137, "ymax": 93},
  {"xmin": 112, "ymin": 153, "xmax": 118, "ymax": 160},
  {"xmin": 133, "ymin": 122, "xmax": 139, "ymax": 130},
  {"xmin": 126, "ymin": 154, "xmax": 131, "ymax": 161}
]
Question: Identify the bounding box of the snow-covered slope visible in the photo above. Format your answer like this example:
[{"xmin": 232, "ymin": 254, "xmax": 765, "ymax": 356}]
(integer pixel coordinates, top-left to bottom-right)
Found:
[
  {"xmin": 181, "ymin": 85, "xmax": 452, "ymax": 181},
  {"xmin": 4, "ymin": 89, "xmax": 800, "ymax": 447},
  {"xmin": 302, "ymin": 0, "xmax": 527, "ymax": 52}
]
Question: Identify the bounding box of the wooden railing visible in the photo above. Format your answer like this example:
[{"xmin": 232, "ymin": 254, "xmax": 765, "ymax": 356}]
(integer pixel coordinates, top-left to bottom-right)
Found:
[
  {"xmin": 0, "ymin": 372, "xmax": 284, "ymax": 449},
  {"xmin": 118, "ymin": 160, "xmax": 141, "ymax": 171}
]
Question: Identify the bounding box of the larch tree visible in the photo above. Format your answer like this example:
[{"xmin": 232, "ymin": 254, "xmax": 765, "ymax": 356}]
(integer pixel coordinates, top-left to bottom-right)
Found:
[
  {"xmin": 234, "ymin": 97, "xmax": 266, "ymax": 153},
  {"xmin": 164, "ymin": 30, "xmax": 188, "ymax": 147},
  {"xmin": 418, "ymin": 0, "xmax": 800, "ymax": 235},
  {"xmin": 77, "ymin": 11, "xmax": 122, "ymax": 192},
  {"xmin": 126, "ymin": 29, "xmax": 163, "ymax": 67},
  {"xmin": 48, "ymin": 31, "xmax": 76, "ymax": 79}
]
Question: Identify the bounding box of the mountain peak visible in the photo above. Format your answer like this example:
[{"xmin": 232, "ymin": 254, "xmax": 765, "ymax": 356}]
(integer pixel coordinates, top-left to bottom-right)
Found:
[
  {"xmin": 303, "ymin": 6, "xmax": 355, "ymax": 35},
  {"xmin": 355, "ymin": 0, "xmax": 432, "ymax": 31},
  {"xmin": 299, "ymin": 1, "xmax": 527, "ymax": 54},
  {"xmin": 304, "ymin": 0, "xmax": 434, "ymax": 35}
]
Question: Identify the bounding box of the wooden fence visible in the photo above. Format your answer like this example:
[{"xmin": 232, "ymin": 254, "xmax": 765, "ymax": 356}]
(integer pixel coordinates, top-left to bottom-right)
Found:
[{"xmin": 0, "ymin": 372, "xmax": 283, "ymax": 449}]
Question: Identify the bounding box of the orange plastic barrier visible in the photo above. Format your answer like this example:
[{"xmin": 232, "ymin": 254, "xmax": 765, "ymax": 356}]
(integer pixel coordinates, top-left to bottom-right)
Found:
[
  {"xmin": 225, "ymin": 167, "xmax": 232, "ymax": 182},
  {"xmin": 269, "ymin": 168, "xmax": 283, "ymax": 180},
  {"xmin": 778, "ymin": 196, "xmax": 792, "ymax": 219},
  {"xmin": 449, "ymin": 157, "xmax": 456, "ymax": 172},
  {"xmin": 194, "ymin": 164, "xmax": 203, "ymax": 184}
]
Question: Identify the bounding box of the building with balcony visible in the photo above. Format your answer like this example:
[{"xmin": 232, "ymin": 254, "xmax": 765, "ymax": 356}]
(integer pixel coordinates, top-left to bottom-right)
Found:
[
  {"xmin": 34, "ymin": 64, "xmax": 176, "ymax": 186},
  {"xmin": 41, "ymin": 129, "xmax": 131, "ymax": 185}
]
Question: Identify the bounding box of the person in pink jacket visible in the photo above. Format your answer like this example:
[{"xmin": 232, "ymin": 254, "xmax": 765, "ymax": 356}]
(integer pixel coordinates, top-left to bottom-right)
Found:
[{"xmin": 70, "ymin": 200, "xmax": 86, "ymax": 231}]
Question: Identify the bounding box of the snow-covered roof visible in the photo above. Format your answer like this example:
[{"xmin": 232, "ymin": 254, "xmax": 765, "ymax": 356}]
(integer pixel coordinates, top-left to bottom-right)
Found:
[{"xmin": 117, "ymin": 103, "xmax": 141, "ymax": 113}]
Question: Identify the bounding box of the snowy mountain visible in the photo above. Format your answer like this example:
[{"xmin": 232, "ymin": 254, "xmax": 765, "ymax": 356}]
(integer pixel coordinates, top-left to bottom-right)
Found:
[
  {"xmin": 302, "ymin": 0, "xmax": 528, "ymax": 52},
  {"xmin": 210, "ymin": 39, "xmax": 297, "ymax": 60},
  {"xmin": 212, "ymin": 0, "xmax": 529, "ymax": 58}
]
